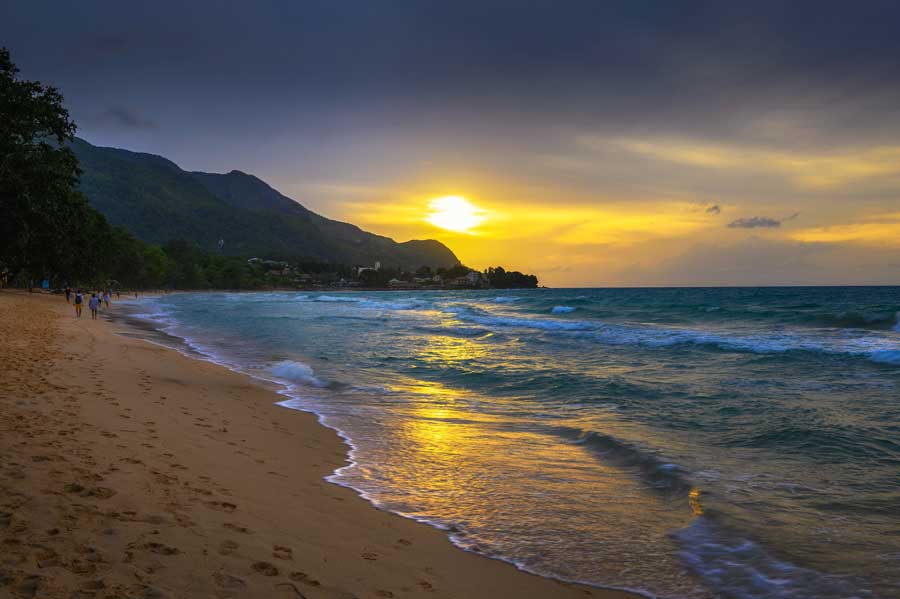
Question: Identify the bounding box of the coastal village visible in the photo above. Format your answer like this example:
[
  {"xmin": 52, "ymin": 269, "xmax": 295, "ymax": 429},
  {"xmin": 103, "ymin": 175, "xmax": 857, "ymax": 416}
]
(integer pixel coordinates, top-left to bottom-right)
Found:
[{"xmin": 246, "ymin": 258, "xmax": 537, "ymax": 289}]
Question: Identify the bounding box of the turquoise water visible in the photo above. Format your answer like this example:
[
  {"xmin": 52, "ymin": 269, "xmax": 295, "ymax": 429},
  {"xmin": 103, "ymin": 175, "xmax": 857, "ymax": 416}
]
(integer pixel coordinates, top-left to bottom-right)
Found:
[{"xmin": 132, "ymin": 287, "xmax": 900, "ymax": 599}]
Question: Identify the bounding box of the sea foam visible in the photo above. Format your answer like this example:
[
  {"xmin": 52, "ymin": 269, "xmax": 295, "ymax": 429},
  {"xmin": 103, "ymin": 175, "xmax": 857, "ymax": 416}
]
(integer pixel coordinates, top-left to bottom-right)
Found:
[
  {"xmin": 675, "ymin": 518, "xmax": 867, "ymax": 599},
  {"xmin": 270, "ymin": 360, "xmax": 327, "ymax": 387}
]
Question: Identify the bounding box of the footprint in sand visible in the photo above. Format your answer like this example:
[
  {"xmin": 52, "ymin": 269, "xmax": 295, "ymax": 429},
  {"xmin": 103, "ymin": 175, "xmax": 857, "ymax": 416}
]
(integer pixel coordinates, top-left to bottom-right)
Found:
[
  {"xmin": 288, "ymin": 572, "xmax": 321, "ymax": 587},
  {"xmin": 251, "ymin": 561, "xmax": 279, "ymax": 576},
  {"xmin": 204, "ymin": 501, "xmax": 237, "ymax": 513},
  {"xmin": 66, "ymin": 558, "xmax": 97, "ymax": 575},
  {"xmin": 219, "ymin": 540, "xmax": 239, "ymax": 555},
  {"xmin": 80, "ymin": 579, "xmax": 106, "ymax": 591},
  {"xmin": 361, "ymin": 551, "xmax": 378, "ymax": 561},
  {"xmin": 141, "ymin": 542, "xmax": 180, "ymax": 555},
  {"xmin": 213, "ymin": 571, "xmax": 246, "ymax": 589},
  {"xmin": 272, "ymin": 545, "xmax": 293, "ymax": 560},
  {"xmin": 89, "ymin": 486, "xmax": 117, "ymax": 499},
  {"xmin": 223, "ymin": 522, "xmax": 251, "ymax": 534}
]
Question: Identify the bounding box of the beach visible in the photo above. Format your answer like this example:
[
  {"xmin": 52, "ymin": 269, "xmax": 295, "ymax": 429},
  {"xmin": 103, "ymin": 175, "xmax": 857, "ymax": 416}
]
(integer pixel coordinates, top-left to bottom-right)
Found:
[{"xmin": 0, "ymin": 290, "xmax": 633, "ymax": 599}]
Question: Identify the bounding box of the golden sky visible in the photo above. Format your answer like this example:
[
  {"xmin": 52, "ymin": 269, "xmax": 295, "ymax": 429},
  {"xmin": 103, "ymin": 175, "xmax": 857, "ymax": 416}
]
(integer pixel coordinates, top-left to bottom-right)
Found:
[
  {"xmin": 295, "ymin": 134, "xmax": 900, "ymax": 286},
  {"xmin": 12, "ymin": 2, "xmax": 900, "ymax": 286}
]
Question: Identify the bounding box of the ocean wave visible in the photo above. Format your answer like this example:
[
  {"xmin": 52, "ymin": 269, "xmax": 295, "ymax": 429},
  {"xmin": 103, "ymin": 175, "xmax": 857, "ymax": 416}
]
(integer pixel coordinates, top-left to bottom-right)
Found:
[
  {"xmin": 269, "ymin": 360, "xmax": 327, "ymax": 387},
  {"xmin": 551, "ymin": 305, "xmax": 576, "ymax": 314},
  {"xmin": 558, "ymin": 428, "xmax": 693, "ymax": 497},
  {"xmin": 307, "ymin": 294, "xmax": 425, "ymax": 311},
  {"xmin": 313, "ymin": 294, "xmax": 361, "ymax": 302},
  {"xmin": 721, "ymin": 424, "xmax": 900, "ymax": 463},
  {"xmin": 493, "ymin": 296, "xmax": 523, "ymax": 303},
  {"xmin": 870, "ymin": 350, "xmax": 900, "ymax": 365},
  {"xmin": 808, "ymin": 309, "xmax": 900, "ymax": 331},
  {"xmin": 457, "ymin": 312, "xmax": 597, "ymax": 331},
  {"xmin": 358, "ymin": 299, "xmax": 423, "ymax": 311},
  {"xmin": 675, "ymin": 518, "xmax": 870, "ymax": 599},
  {"xmin": 449, "ymin": 309, "xmax": 900, "ymax": 365}
]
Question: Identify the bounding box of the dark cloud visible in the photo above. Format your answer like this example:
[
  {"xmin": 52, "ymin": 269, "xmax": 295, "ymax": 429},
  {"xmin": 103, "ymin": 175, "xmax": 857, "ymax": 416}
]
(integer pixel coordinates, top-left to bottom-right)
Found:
[
  {"xmin": 94, "ymin": 107, "xmax": 157, "ymax": 130},
  {"xmin": 727, "ymin": 217, "xmax": 781, "ymax": 229},
  {"xmin": 3, "ymin": 1, "xmax": 900, "ymax": 211},
  {"xmin": 6, "ymin": 2, "xmax": 900, "ymax": 127},
  {"xmin": 705, "ymin": 205, "xmax": 721, "ymax": 215}
]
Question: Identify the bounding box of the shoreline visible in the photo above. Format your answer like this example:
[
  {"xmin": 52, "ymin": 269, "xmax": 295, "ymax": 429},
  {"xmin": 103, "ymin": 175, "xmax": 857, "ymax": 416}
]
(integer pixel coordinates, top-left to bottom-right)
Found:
[
  {"xmin": 115, "ymin": 295, "xmax": 656, "ymax": 599},
  {"xmin": 0, "ymin": 290, "xmax": 638, "ymax": 599}
]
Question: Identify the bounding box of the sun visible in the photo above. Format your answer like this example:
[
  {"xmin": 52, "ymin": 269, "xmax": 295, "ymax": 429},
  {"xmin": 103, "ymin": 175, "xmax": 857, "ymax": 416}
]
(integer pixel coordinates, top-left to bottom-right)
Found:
[{"xmin": 425, "ymin": 196, "xmax": 486, "ymax": 233}]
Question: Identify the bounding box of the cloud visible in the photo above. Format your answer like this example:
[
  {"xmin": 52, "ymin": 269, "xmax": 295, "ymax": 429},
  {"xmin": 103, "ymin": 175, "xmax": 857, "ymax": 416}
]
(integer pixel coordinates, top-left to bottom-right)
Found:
[
  {"xmin": 94, "ymin": 106, "xmax": 157, "ymax": 130},
  {"xmin": 610, "ymin": 137, "xmax": 900, "ymax": 189},
  {"xmin": 788, "ymin": 212, "xmax": 900, "ymax": 246},
  {"xmin": 727, "ymin": 216, "xmax": 781, "ymax": 229},
  {"xmin": 705, "ymin": 204, "xmax": 721, "ymax": 215}
]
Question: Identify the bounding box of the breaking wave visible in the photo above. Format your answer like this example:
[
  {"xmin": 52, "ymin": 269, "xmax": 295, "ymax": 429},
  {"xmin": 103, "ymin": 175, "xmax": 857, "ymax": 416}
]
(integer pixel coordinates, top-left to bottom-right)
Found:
[
  {"xmin": 269, "ymin": 360, "xmax": 328, "ymax": 388},
  {"xmin": 551, "ymin": 305, "xmax": 576, "ymax": 314},
  {"xmin": 675, "ymin": 518, "xmax": 870, "ymax": 599},
  {"xmin": 557, "ymin": 427, "xmax": 693, "ymax": 497},
  {"xmin": 448, "ymin": 309, "xmax": 900, "ymax": 365}
]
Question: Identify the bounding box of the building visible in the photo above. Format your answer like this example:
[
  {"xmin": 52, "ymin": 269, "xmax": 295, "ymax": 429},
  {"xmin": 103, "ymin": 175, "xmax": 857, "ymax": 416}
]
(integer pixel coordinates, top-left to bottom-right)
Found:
[
  {"xmin": 465, "ymin": 270, "xmax": 483, "ymax": 287},
  {"xmin": 356, "ymin": 261, "xmax": 382, "ymax": 276}
]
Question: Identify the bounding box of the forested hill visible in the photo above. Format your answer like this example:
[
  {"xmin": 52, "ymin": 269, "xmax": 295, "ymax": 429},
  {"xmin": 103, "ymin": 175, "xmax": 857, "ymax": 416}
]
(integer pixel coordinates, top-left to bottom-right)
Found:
[{"xmin": 70, "ymin": 138, "xmax": 459, "ymax": 269}]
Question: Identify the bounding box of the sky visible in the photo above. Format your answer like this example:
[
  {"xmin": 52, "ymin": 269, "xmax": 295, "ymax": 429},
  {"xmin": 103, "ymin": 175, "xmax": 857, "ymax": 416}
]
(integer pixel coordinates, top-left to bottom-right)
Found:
[{"xmin": 4, "ymin": 1, "xmax": 900, "ymax": 286}]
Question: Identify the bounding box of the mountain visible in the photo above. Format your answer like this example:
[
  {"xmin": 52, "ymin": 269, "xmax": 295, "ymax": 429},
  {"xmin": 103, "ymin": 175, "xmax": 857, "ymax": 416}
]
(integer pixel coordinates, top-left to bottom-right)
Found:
[{"xmin": 70, "ymin": 138, "xmax": 459, "ymax": 269}]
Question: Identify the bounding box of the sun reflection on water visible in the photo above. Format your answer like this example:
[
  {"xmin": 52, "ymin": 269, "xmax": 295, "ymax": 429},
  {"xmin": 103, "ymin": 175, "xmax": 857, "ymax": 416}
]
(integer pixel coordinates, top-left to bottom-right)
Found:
[
  {"xmin": 338, "ymin": 333, "xmax": 711, "ymax": 596},
  {"xmin": 689, "ymin": 487, "xmax": 704, "ymax": 515}
]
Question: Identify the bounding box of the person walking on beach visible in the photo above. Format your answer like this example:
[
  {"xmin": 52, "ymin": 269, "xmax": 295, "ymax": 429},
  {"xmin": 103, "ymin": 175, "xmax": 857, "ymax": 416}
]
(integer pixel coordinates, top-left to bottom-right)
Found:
[
  {"xmin": 88, "ymin": 293, "xmax": 100, "ymax": 320},
  {"xmin": 74, "ymin": 290, "xmax": 84, "ymax": 317},
  {"xmin": 64, "ymin": 286, "xmax": 71, "ymax": 303},
  {"xmin": 103, "ymin": 290, "xmax": 110, "ymax": 308}
]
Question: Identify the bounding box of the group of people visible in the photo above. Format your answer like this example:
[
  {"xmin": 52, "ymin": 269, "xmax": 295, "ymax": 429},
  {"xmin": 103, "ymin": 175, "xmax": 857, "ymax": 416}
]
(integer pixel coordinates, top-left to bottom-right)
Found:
[{"xmin": 64, "ymin": 287, "xmax": 113, "ymax": 320}]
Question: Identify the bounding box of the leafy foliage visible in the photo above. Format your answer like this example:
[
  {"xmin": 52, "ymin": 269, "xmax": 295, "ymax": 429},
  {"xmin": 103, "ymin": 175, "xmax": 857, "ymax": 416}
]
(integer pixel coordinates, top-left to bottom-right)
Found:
[
  {"xmin": 0, "ymin": 46, "xmax": 89, "ymax": 283},
  {"xmin": 484, "ymin": 266, "xmax": 539, "ymax": 288}
]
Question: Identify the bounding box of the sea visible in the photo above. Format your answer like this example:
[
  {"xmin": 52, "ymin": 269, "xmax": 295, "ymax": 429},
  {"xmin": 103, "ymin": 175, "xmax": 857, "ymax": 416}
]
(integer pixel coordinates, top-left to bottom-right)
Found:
[{"xmin": 124, "ymin": 287, "xmax": 900, "ymax": 599}]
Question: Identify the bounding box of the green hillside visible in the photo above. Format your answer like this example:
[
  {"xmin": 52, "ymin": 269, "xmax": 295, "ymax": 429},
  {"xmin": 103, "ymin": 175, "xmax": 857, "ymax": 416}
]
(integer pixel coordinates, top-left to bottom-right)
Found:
[{"xmin": 71, "ymin": 138, "xmax": 458, "ymax": 269}]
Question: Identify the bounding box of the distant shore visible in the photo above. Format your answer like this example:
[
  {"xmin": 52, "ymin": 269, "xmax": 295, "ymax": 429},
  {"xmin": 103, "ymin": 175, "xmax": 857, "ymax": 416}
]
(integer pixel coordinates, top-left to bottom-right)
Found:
[{"xmin": 0, "ymin": 290, "xmax": 634, "ymax": 599}]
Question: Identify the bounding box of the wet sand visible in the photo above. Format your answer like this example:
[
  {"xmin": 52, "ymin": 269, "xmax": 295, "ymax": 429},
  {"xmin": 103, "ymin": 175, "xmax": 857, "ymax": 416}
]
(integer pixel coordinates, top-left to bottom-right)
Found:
[{"xmin": 0, "ymin": 291, "xmax": 637, "ymax": 599}]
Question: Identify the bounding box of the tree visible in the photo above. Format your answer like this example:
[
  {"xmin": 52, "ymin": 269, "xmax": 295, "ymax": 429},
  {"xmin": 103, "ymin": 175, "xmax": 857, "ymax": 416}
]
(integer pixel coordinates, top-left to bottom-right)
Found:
[
  {"xmin": 437, "ymin": 264, "xmax": 469, "ymax": 279},
  {"xmin": 485, "ymin": 266, "xmax": 538, "ymax": 288},
  {"xmin": 0, "ymin": 47, "xmax": 90, "ymax": 285}
]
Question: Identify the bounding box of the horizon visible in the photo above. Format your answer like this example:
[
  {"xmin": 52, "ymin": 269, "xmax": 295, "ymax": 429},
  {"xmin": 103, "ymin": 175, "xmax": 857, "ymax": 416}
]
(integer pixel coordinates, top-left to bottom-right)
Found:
[{"xmin": 5, "ymin": 2, "xmax": 900, "ymax": 286}]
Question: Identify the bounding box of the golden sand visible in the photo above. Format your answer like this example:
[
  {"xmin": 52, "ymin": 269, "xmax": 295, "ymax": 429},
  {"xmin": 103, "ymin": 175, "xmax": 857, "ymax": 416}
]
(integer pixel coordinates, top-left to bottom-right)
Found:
[{"xmin": 0, "ymin": 291, "xmax": 635, "ymax": 599}]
